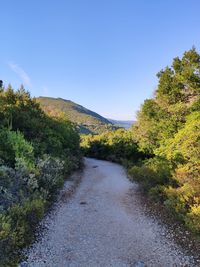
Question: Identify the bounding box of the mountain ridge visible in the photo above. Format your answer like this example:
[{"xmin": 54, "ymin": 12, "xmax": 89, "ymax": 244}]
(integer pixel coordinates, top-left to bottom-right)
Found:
[{"xmin": 37, "ymin": 97, "xmax": 117, "ymax": 134}]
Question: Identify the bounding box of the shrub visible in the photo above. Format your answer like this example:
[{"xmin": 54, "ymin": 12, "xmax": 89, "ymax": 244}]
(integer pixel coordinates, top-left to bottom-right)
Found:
[
  {"xmin": 0, "ymin": 85, "xmax": 82, "ymax": 265},
  {"xmin": 164, "ymin": 186, "xmax": 188, "ymax": 220},
  {"xmin": 0, "ymin": 129, "xmax": 34, "ymax": 168},
  {"xmin": 81, "ymin": 129, "xmax": 145, "ymax": 164},
  {"xmin": 129, "ymin": 158, "xmax": 173, "ymax": 192},
  {"xmin": 9, "ymin": 198, "xmax": 45, "ymax": 247},
  {"xmin": 0, "ymin": 162, "xmax": 38, "ymax": 211},
  {"xmin": 185, "ymin": 205, "xmax": 200, "ymax": 233},
  {"xmin": 0, "ymin": 197, "xmax": 45, "ymax": 266},
  {"xmin": 36, "ymin": 155, "xmax": 64, "ymax": 200},
  {"xmin": 148, "ymin": 185, "xmax": 167, "ymax": 202}
]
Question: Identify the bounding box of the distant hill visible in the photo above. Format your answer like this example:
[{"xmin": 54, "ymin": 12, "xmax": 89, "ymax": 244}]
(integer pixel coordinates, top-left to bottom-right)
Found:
[
  {"xmin": 108, "ymin": 119, "xmax": 135, "ymax": 129},
  {"xmin": 37, "ymin": 97, "xmax": 117, "ymax": 134}
]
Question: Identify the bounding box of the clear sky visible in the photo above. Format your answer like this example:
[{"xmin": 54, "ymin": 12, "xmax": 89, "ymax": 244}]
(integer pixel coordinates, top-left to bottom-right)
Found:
[{"xmin": 1, "ymin": 0, "xmax": 200, "ymax": 120}]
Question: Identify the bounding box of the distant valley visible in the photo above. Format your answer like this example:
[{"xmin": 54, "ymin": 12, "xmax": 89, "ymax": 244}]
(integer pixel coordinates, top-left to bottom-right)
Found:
[{"xmin": 108, "ymin": 119, "xmax": 135, "ymax": 129}]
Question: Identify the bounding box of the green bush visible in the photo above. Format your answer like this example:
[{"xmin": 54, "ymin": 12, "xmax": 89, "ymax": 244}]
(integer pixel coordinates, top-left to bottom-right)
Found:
[
  {"xmin": 0, "ymin": 85, "xmax": 82, "ymax": 265},
  {"xmin": 9, "ymin": 198, "xmax": 45, "ymax": 247},
  {"xmin": 129, "ymin": 158, "xmax": 173, "ymax": 192},
  {"xmin": 0, "ymin": 197, "xmax": 45, "ymax": 266},
  {"xmin": 129, "ymin": 48, "xmax": 200, "ymax": 234},
  {"xmin": 81, "ymin": 129, "xmax": 145, "ymax": 164},
  {"xmin": 185, "ymin": 205, "xmax": 200, "ymax": 233},
  {"xmin": 0, "ymin": 129, "xmax": 34, "ymax": 168},
  {"xmin": 0, "ymin": 85, "xmax": 81, "ymax": 162},
  {"xmin": 148, "ymin": 185, "xmax": 167, "ymax": 202},
  {"xmin": 36, "ymin": 155, "xmax": 64, "ymax": 200},
  {"xmin": 0, "ymin": 155, "xmax": 67, "ymax": 266},
  {"xmin": 164, "ymin": 186, "xmax": 188, "ymax": 220}
]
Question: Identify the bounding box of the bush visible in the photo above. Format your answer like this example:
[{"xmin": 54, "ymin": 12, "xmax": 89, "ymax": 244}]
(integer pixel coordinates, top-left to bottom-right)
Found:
[
  {"xmin": 0, "ymin": 85, "xmax": 81, "ymax": 163},
  {"xmin": 129, "ymin": 158, "xmax": 173, "ymax": 193},
  {"xmin": 164, "ymin": 186, "xmax": 188, "ymax": 220},
  {"xmin": 148, "ymin": 185, "xmax": 167, "ymax": 202},
  {"xmin": 9, "ymin": 198, "xmax": 45, "ymax": 247},
  {"xmin": 0, "ymin": 129, "xmax": 34, "ymax": 168},
  {"xmin": 81, "ymin": 129, "xmax": 145, "ymax": 164},
  {"xmin": 0, "ymin": 85, "xmax": 82, "ymax": 265},
  {"xmin": 36, "ymin": 155, "xmax": 64, "ymax": 200},
  {"xmin": 185, "ymin": 205, "xmax": 200, "ymax": 233},
  {"xmin": 0, "ymin": 197, "xmax": 45, "ymax": 266},
  {"xmin": 0, "ymin": 155, "xmax": 65, "ymax": 266}
]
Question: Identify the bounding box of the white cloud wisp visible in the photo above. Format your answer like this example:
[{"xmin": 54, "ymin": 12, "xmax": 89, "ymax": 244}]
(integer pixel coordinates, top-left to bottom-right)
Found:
[{"xmin": 8, "ymin": 62, "xmax": 32, "ymax": 87}]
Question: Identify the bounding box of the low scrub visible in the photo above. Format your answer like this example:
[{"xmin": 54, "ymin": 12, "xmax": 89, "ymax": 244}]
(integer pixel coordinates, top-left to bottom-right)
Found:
[{"xmin": 0, "ymin": 85, "xmax": 82, "ymax": 266}]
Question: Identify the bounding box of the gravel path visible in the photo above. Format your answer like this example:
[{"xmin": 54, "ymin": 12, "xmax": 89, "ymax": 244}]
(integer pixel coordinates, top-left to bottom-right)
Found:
[{"xmin": 20, "ymin": 158, "xmax": 196, "ymax": 267}]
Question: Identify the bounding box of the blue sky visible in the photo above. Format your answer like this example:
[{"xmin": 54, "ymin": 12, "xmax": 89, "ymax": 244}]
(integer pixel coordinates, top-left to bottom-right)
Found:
[{"xmin": 1, "ymin": 0, "xmax": 200, "ymax": 120}]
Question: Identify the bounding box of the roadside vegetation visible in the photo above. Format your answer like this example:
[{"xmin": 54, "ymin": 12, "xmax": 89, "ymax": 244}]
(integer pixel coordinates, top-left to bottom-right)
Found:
[
  {"xmin": 81, "ymin": 129, "xmax": 145, "ymax": 165},
  {"xmin": 81, "ymin": 48, "xmax": 200, "ymax": 234},
  {"xmin": 0, "ymin": 84, "xmax": 82, "ymax": 266}
]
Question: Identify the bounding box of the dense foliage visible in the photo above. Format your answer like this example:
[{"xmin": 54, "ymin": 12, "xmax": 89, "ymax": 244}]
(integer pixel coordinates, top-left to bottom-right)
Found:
[
  {"xmin": 37, "ymin": 97, "xmax": 117, "ymax": 134},
  {"xmin": 0, "ymin": 85, "xmax": 82, "ymax": 266},
  {"xmin": 81, "ymin": 129, "xmax": 145, "ymax": 165},
  {"xmin": 131, "ymin": 48, "xmax": 200, "ymax": 233},
  {"xmin": 82, "ymin": 48, "xmax": 200, "ymax": 234}
]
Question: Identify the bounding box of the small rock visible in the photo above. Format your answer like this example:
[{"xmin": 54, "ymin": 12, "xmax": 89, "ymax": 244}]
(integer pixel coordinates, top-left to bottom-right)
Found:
[{"xmin": 80, "ymin": 201, "xmax": 87, "ymax": 205}]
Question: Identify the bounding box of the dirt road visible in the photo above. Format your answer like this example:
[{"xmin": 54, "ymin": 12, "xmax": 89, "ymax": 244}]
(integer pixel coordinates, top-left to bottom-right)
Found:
[{"xmin": 21, "ymin": 158, "xmax": 195, "ymax": 267}]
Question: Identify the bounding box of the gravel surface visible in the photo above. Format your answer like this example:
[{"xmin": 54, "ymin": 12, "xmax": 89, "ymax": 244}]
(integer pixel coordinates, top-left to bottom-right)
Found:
[{"xmin": 20, "ymin": 158, "xmax": 196, "ymax": 267}]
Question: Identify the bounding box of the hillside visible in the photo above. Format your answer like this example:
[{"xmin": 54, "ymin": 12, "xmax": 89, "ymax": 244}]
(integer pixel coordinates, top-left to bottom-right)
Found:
[{"xmin": 37, "ymin": 97, "xmax": 117, "ymax": 134}]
